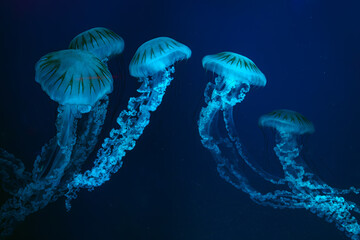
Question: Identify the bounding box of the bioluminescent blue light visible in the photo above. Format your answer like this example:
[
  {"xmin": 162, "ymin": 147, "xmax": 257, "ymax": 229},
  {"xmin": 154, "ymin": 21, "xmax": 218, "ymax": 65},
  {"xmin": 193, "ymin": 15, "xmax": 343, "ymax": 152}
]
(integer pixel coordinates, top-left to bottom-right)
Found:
[
  {"xmin": 198, "ymin": 52, "xmax": 360, "ymax": 239},
  {"xmin": 69, "ymin": 27, "xmax": 125, "ymax": 62},
  {"xmin": 65, "ymin": 37, "xmax": 191, "ymax": 210}
]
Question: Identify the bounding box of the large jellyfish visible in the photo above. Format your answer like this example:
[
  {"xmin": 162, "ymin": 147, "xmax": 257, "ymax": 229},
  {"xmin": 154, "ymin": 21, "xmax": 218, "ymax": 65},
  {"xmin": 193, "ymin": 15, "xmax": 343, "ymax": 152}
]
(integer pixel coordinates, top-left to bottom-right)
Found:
[
  {"xmin": 0, "ymin": 49, "xmax": 113, "ymax": 235},
  {"xmin": 198, "ymin": 52, "xmax": 360, "ymax": 239},
  {"xmin": 65, "ymin": 37, "xmax": 191, "ymax": 209}
]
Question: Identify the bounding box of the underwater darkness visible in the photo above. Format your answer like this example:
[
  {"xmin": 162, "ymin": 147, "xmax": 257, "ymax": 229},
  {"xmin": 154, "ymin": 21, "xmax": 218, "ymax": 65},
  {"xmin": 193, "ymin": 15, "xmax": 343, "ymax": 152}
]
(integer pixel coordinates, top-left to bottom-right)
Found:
[{"xmin": 0, "ymin": 0, "xmax": 360, "ymax": 239}]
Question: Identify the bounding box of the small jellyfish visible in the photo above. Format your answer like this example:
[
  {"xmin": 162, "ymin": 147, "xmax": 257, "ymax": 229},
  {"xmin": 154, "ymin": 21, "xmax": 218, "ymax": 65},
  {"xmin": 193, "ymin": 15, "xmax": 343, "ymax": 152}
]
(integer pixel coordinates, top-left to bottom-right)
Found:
[
  {"xmin": 69, "ymin": 27, "xmax": 124, "ymax": 62},
  {"xmin": 259, "ymin": 109, "xmax": 315, "ymax": 135},
  {"xmin": 65, "ymin": 37, "xmax": 191, "ymax": 210},
  {"xmin": 258, "ymin": 110, "xmax": 360, "ymax": 239}
]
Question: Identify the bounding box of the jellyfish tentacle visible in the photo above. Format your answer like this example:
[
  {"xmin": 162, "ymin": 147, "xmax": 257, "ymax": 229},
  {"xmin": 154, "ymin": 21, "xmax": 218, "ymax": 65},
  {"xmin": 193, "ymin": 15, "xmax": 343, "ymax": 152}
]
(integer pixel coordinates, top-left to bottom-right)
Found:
[
  {"xmin": 0, "ymin": 99, "xmax": 109, "ymax": 235},
  {"xmin": 56, "ymin": 104, "xmax": 81, "ymax": 150},
  {"xmin": 65, "ymin": 96, "xmax": 109, "ymax": 176},
  {"xmin": 32, "ymin": 104, "xmax": 81, "ymax": 183},
  {"xmin": 32, "ymin": 137, "xmax": 57, "ymax": 181},
  {"xmin": 199, "ymin": 81, "xmax": 253, "ymax": 194},
  {"xmin": 198, "ymin": 85, "xmax": 296, "ymax": 205},
  {"xmin": 200, "ymin": 73, "xmax": 285, "ymax": 184}
]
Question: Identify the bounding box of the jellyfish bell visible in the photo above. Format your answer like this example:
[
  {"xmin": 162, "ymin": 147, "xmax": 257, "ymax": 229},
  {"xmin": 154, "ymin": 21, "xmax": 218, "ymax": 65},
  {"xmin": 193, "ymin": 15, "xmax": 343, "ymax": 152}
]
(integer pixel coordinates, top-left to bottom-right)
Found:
[
  {"xmin": 202, "ymin": 52, "xmax": 266, "ymax": 87},
  {"xmin": 259, "ymin": 109, "xmax": 315, "ymax": 139},
  {"xmin": 258, "ymin": 109, "xmax": 315, "ymax": 160},
  {"xmin": 35, "ymin": 49, "xmax": 113, "ymax": 112},
  {"xmin": 35, "ymin": 49, "xmax": 113, "ymax": 148},
  {"xmin": 69, "ymin": 27, "xmax": 124, "ymax": 63},
  {"xmin": 129, "ymin": 37, "xmax": 191, "ymax": 78},
  {"xmin": 202, "ymin": 52, "xmax": 266, "ymax": 107}
]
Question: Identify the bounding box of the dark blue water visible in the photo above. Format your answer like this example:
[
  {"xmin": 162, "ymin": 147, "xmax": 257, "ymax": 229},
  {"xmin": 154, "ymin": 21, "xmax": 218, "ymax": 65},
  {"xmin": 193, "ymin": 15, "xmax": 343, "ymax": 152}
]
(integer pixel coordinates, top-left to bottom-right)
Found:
[{"xmin": 1, "ymin": 0, "xmax": 360, "ymax": 239}]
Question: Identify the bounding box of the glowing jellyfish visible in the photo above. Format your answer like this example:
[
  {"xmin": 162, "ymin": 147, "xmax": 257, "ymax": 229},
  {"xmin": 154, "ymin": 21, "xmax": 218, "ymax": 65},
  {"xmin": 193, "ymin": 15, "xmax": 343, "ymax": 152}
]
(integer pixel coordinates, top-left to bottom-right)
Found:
[
  {"xmin": 258, "ymin": 110, "xmax": 360, "ymax": 239},
  {"xmin": 0, "ymin": 49, "xmax": 113, "ymax": 235},
  {"xmin": 198, "ymin": 52, "xmax": 360, "ymax": 239},
  {"xmin": 35, "ymin": 49, "xmax": 112, "ymax": 144},
  {"xmin": 69, "ymin": 27, "xmax": 124, "ymax": 62},
  {"xmin": 65, "ymin": 37, "xmax": 191, "ymax": 210},
  {"xmin": 199, "ymin": 52, "xmax": 281, "ymax": 184}
]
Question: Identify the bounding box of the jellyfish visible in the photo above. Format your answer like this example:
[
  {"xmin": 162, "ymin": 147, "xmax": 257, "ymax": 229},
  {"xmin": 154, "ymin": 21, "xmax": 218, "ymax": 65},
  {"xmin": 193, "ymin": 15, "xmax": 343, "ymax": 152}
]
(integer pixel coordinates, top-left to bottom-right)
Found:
[
  {"xmin": 0, "ymin": 49, "xmax": 113, "ymax": 235},
  {"xmin": 34, "ymin": 49, "xmax": 113, "ymax": 179},
  {"xmin": 199, "ymin": 52, "xmax": 282, "ymax": 184},
  {"xmin": 258, "ymin": 110, "xmax": 360, "ymax": 239},
  {"xmin": 69, "ymin": 27, "xmax": 124, "ymax": 63},
  {"xmin": 65, "ymin": 37, "xmax": 191, "ymax": 210},
  {"xmin": 198, "ymin": 52, "xmax": 360, "ymax": 239}
]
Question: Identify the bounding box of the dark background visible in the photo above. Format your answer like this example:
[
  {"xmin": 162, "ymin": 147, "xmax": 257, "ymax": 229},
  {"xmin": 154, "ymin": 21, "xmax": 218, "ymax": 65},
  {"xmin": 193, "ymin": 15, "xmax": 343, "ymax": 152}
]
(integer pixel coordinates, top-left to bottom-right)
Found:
[{"xmin": 1, "ymin": 0, "xmax": 360, "ymax": 239}]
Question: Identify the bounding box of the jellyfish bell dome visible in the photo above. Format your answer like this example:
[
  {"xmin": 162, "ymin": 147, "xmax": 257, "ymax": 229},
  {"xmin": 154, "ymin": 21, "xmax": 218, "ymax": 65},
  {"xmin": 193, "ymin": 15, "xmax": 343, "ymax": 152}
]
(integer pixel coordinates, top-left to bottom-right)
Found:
[
  {"xmin": 258, "ymin": 109, "xmax": 315, "ymax": 136},
  {"xmin": 129, "ymin": 37, "xmax": 191, "ymax": 78},
  {"xmin": 202, "ymin": 52, "xmax": 266, "ymax": 87},
  {"xmin": 69, "ymin": 27, "xmax": 124, "ymax": 62},
  {"xmin": 35, "ymin": 49, "xmax": 113, "ymax": 113}
]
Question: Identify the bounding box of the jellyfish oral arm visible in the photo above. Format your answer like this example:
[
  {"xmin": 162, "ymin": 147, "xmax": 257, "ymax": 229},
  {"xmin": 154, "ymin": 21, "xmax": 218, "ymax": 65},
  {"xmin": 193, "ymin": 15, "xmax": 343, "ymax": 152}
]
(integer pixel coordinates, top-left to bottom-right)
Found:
[
  {"xmin": 56, "ymin": 105, "xmax": 81, "ymax": 150},
  {"xmin": 200, "ymin": 77, "xmax": 284, "ymax": 184},
  {"xmin": 65, "ymin": 66, "xmax": 175, "ymax": 210}
]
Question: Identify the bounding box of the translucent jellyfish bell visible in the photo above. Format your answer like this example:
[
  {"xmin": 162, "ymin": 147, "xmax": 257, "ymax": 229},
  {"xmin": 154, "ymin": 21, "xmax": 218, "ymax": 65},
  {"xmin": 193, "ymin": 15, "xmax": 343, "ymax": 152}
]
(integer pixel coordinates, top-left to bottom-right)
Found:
[
  {"xmin": 129, "ymin": 37, "xmax": 191, "ymax": 78},
  {"xmin": 69, "ymin": 27, "xmax": 124, "ymax": 62},
  {"xmin": 202, "ymin": 52, "xmax": 266, "ymax": 87},
  {"xmin": 36, "ymin": 49, "xmax": 113, "ymax": 150},
  {"xmin": 258, "ymin": 109, "xmax": 315, "ymax": 136},
  {"xmin": 35, "ymin": 49, "xmax": 113, "ymax": 112}
]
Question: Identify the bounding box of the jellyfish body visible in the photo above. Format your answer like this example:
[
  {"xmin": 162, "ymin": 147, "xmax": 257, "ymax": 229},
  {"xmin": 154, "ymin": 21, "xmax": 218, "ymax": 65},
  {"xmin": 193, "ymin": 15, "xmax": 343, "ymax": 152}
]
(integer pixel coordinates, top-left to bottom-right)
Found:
[
  {"xmin": 0, "ymin": 49, "xmax": 113, "ymax": 236},
  {"xmin": 198, "ymin": 53, "xmax": 360, "ymax": 239},
  {"xmin": 129, "ymin": 37, "xmax": 191, "ymax": 77},
  {"xmin": 259, "ymin": 110, "xmax": 360, "ymax": 239},
  {"xmin": 69, "ymin": 27, "xmax": 124, "ymax": 62},
  {"xmin": 65, "ymin": 37, "xmax": 191, "ymax": 210}
]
